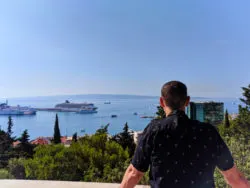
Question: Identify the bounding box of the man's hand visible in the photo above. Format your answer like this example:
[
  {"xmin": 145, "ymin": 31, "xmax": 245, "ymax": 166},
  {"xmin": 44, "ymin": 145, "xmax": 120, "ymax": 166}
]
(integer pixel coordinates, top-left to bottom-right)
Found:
[
  {"xmin": 220, "ymin": 165, "xmax": 250, "ymax": 188},
  {"xmin": 120, "ymin": 164, "xmax": 145, "ymax": 188}
]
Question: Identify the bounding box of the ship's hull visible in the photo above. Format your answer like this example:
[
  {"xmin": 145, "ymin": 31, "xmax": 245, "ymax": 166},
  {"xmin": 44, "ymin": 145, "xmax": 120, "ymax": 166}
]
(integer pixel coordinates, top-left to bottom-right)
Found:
[
  {"xmin": 0, "ymin": 110, "xmax": 37, "ymax": 115},
  {"xmin": 0, "ymin": 108, "xmax": 37, "ymax": 115},
  {"xmin": 78, "ymin": 110, "xmax": 98, "ymax": 114},
  {"xmin": 0, "ymin": 103, "xmax": 37, "ymax": 115},
  {"xmin": 0, "ymin": 111, "xmax": 23, "ymax": 115}
]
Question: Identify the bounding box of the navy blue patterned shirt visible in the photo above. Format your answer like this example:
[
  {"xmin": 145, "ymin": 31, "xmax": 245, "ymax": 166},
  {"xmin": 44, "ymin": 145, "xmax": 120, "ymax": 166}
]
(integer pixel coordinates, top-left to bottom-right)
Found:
[{"xmin": 132, "ymin": 110, "xmax": 234, "ymax": 188}]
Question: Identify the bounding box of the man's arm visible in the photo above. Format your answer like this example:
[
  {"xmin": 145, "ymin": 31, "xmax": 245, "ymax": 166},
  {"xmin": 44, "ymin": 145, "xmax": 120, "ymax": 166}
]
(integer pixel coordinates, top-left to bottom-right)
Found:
[
  {"xmin": 220, "ymin": 165, "xmax": 250, "ymax": 188},
  {"xmin": 120, "ymin": 164, "xmax": 144, "ymax": 188},
  {"xmin": 120, "ymin": 122, "xmax": 155, "ymax": 188}
]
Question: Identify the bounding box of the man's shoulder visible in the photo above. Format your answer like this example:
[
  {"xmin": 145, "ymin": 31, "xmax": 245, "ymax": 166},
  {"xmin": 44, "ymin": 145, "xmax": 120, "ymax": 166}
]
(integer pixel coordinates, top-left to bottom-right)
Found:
[
  {"xmin": 145, "ymin": 118, "xmax": 176, "ymax": 132},
  {"xmin": 145, "ymin": 119, "xmax": 162, "ymax": 131},
  {"xmin": 190, "ymin": 120, "xmax": 218, "ymax": 132}
]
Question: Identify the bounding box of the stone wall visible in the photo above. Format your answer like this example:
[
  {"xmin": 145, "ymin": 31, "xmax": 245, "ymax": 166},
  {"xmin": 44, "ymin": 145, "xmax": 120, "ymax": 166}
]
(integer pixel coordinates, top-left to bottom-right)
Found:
[{"xmin": 0, "ymin": 180, "xmax": 149, "ymax": 188}]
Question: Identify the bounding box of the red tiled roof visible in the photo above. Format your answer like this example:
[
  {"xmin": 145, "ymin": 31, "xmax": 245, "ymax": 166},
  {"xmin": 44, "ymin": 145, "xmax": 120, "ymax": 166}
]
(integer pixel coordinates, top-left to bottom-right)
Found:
[
  {"xmin": 60, "ymin": 136, "xmax": 67, "ymax": 144},
  {"xmin": 13, "ymin": 141, "xmax": 21, "ymax": 147},
  {"xmin": 31, "ymin": 137, "xmax": 50, "ymax": 145}
]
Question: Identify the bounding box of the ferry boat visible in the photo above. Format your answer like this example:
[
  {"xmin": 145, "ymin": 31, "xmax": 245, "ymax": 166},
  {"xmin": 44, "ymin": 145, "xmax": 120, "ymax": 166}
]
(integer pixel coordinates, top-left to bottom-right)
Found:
[
  {"xmin": 0, "ymin": 102, "xmax": 36, "ymax": 115},
  {"xmin": 55, "ymin": 100, "xmax": 98, "ymax": 113}
]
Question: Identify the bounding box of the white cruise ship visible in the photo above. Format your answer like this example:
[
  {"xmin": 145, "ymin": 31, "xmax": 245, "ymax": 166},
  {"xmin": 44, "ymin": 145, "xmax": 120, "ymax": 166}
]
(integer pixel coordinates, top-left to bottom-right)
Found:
[{"xmin": 55, "ymin": 100, "xmax": 98, "ymax": 113}]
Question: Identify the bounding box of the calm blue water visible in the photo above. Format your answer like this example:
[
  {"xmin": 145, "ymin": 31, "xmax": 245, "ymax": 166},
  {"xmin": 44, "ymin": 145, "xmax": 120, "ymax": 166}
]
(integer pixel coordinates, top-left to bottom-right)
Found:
[{"xmin": 0, "ymin": 95, "xmax": 242, "ymax": 139}]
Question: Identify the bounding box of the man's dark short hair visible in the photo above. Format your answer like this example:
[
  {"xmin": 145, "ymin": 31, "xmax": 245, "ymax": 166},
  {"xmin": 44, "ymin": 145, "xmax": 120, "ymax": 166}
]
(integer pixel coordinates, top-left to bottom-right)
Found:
[{"xmin": 161, "ymin": 81, "xmax": 188, "ymax": 110}]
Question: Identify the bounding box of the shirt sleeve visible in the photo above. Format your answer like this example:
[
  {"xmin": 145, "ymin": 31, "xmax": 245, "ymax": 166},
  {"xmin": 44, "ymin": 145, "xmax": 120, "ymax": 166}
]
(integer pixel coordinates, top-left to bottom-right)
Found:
[
  {"xmin": 214, "ymin": 128, "xmax": 234, "ymax": 171},
  {"xmin": 131, "ymin": 122, "xmax": 155, "ymax": 172}
]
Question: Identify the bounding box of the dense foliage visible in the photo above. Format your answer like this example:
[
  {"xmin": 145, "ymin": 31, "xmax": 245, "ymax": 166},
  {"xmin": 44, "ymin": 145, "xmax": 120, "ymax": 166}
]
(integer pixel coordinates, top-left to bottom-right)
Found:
[
  {"xmin": 215, "ymin": 86, "xmax": 250, "ymax": 187},
  {"xmin": 23, "ymin": 126, "xmax": 129, "ymax": 182}
]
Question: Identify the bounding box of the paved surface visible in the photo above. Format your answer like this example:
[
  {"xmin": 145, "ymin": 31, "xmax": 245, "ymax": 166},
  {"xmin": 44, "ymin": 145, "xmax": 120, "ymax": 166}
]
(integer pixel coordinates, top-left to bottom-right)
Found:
[{"xmin": 0, "ymin": 180, "xmax": 149, "ymax": 188}]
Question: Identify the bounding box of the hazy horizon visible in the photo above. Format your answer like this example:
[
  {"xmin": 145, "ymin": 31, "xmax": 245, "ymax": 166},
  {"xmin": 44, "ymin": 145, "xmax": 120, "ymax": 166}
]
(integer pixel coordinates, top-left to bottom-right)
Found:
[{"xmin": 1, "ymin": 93, "xmax": 240, "ymax": 101}]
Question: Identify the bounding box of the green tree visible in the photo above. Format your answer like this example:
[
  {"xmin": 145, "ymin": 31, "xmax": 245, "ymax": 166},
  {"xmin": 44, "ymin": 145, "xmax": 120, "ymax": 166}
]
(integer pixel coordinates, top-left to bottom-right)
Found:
[
  {"xmin": 96, "ymin": 124, "xmax": 109, "ymax": 135},
  {"xmin": 24, "ymin": 129, "xmax": 130, "ymax": 182},
  {"xmin": 53, "ymin": 114, "xmax": 61, "ymax": 144},
  {"xmin": 0, "ymin": 118, "xmax": 16, "ymax": 168},
  {"xmin": 72, "ymin": 132, "xmax": 77, "ymax": 142},
  {"xmin": 224, "ymin": 109, "xmax": 230, "ymax": 128},
  {"xmin": 156, "ymin": 106, "xmax": 166, "ymax": 119},
  {"xmin": 215, "ymin": 84, "xmax": 250, "ymax": 186},
  {"xmin": 112, "ymin": 122, "xmax": 136, "ymax": 157},
  {"xmin": 7, "ymin": 116, "xmax": 13, "ymax": 138},
  {"xmin": 240, "ymin": 84, "xmax": 250, "ymax": 107},
  {"xmin": 20, "ymin": 130, "xmax": 29, "ymax": 144},
  {"xmin": 16, "ymin": 130, "xmax": 34, "ymax": 158},
  {"xmin": 0, "ymin": 129, "xmax": 12, "ymax": 168}
]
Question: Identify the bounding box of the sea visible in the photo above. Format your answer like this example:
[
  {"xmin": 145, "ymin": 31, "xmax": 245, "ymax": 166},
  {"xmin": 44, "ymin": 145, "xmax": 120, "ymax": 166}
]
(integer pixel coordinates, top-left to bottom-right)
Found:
[{"xmin": 0, "ymin": 95, "xmax": 242, "ymax": 140}]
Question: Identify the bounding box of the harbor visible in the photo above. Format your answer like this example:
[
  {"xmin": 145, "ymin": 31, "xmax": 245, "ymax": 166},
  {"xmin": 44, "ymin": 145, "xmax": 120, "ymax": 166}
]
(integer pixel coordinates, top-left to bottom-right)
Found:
[{"xmin": 0, "ymin": 95, "xmax": 241, "ymax": 140}]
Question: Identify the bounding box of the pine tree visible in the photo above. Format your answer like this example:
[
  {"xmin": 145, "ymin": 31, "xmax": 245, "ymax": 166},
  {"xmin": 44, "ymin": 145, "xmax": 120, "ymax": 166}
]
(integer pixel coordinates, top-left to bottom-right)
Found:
[
  {"xmin": 240, "ymin": 84, "xmax": 250, "ymax": 107},
  {"xmin": 224, "ymin": 109, "xmax": 230, "ymax": 128},
  {"xmin": 16, "ymin": 130, "xmax": 34, "ymax": 158},
  {"xmin": 156, "ymin": 106, "xmax": 166, "ymax": 119},
  {"xmin": 20, "ymin": 129, "xmax": 29, "ymax": 144},
  {"xmin": 112, "ymin": 122, "xmax": 135, "ymax": 157},
  {"xmin": 53, "ymin": 114, "xmax": 61, "ymax": 144},
  {"xmin": 96, "ymin": 124, "xmax": 109, "ymax": 135},
  {"xmin": 72, "ymin": 132, "xmax": 77, "ymax": 142}
]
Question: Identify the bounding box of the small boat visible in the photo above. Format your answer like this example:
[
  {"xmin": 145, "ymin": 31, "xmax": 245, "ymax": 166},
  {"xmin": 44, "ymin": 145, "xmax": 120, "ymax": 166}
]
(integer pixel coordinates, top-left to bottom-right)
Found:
[
  {"xmin": 133, "ymin": 112, "xmax": 138, "ymax": 115},
  {"xmin": 104, "ymin": 102, "xmax": 111, "ymax": 104},
  {"xmin": 111, "ymin": 115, "xmax": 117, "ymax": 118}
]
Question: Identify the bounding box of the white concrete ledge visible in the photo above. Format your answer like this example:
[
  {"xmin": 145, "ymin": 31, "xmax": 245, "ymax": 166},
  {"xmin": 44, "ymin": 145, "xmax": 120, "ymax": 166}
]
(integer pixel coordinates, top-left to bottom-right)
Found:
[{"xmin": 0, "ymin": 180, "xmax": 149, "ymax": 188}]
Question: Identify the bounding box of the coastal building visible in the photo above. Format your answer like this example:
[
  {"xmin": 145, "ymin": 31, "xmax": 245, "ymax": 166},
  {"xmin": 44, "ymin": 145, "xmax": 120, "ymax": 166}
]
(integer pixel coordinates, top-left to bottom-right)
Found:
[
  {"xmin": 31, "ymin": 137, "xmax": 51, "ymax": 145},
  {"xmin": 186, "ymin": 101, "xmax": 224, "ymax": 125},
  {"xmin": 30, "ymin": 136, "xmax": 73, "ymax": 146},
  {"xmin": 12, "ymin": 140, "xmax": 21, "ymax": 147}
]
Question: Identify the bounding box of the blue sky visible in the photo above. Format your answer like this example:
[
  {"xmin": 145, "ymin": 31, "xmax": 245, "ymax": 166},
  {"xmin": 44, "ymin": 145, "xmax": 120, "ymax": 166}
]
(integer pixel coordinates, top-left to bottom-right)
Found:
[{"xmin": 0, "ymin": 0, "xmax": 249, "ymax": 98}]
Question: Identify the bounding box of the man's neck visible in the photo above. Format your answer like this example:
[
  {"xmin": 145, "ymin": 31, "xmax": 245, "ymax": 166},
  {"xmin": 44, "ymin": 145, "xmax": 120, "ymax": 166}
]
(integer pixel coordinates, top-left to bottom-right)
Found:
[{"xmin": 164, "ymin": 108, "xmax": 185, "ymax": 117}]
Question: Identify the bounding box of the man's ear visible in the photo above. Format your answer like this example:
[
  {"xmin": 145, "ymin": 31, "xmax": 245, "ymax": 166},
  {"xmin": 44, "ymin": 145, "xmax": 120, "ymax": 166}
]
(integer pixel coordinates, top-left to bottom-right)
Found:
[
  {"xmin": 160, "ymin": 97, "xmax": 165, "ymax": 108},
  {"xmin": 185, "ymin": 96, "xmax": 190, "ymax": 107}
]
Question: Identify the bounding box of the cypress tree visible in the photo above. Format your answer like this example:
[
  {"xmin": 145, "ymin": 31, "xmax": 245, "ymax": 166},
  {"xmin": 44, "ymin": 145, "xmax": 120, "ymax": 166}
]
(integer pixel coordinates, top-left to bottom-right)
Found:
[
  {"xmin": 72, "ymin": 132, "xmax": 77, "ymax": 142},
  {"xmin": 6, "ymin": 116, "xmax": 15, "ymax": 148},
  {"xmin": 53, "ymin": 114, "xmax": 61, "ymax": 144},
  {"xmin": 7, "ymin": 116, "xmax": 13, "ymax": 138},
  {"xmin": 224, "ymin": 109, "xmax": 230, "ymax": 128}
]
